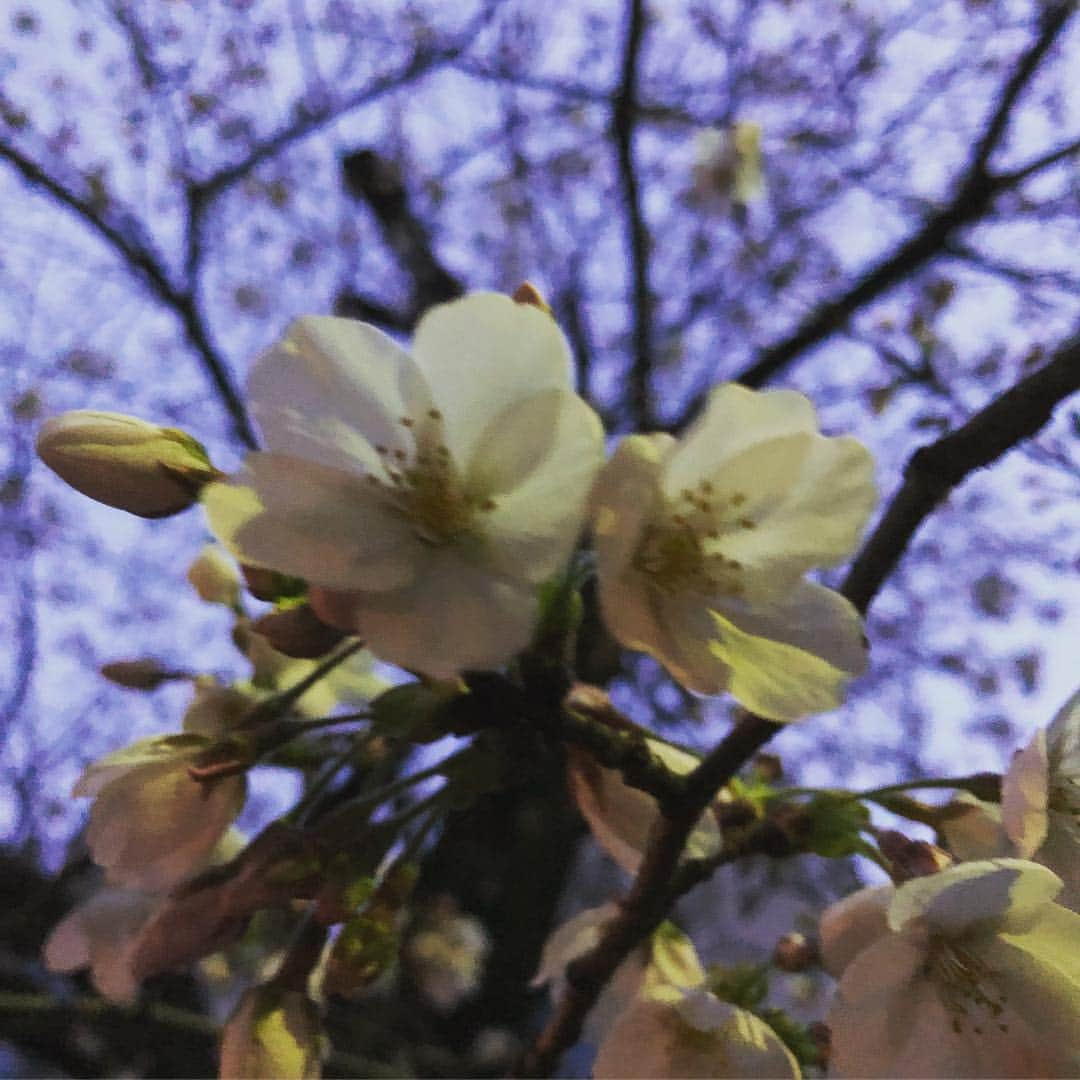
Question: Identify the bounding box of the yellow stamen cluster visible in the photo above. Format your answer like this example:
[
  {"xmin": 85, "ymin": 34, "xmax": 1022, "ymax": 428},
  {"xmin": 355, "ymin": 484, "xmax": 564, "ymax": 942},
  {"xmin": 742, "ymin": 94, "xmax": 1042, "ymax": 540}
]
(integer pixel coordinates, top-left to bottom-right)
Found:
[
  {"xmin": 927, "ymin": 939, "xmax": 1008, "ymax": 1036},
  {"xmin": 366, "ymin": 409, "xmax": 496, "ymax": 545},
  {"xmin": 633, "ymin": 480, "xmax": 755, "ymax": 596}
]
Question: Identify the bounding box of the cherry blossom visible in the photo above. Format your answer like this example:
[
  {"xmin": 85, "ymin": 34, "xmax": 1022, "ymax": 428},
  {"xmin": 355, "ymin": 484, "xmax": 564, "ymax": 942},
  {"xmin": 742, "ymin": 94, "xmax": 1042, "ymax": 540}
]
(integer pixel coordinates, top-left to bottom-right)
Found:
[
  {"xmin": 820, "ymin": 859, "xmax": 1080, "ymax": 1077},
  {"xmin": 591, "ymin": 383, "xmax": 875, "ymax": 719},
  {"xmin": 204, "ymin": 292, "xmax": 604, "ymax": 679}
]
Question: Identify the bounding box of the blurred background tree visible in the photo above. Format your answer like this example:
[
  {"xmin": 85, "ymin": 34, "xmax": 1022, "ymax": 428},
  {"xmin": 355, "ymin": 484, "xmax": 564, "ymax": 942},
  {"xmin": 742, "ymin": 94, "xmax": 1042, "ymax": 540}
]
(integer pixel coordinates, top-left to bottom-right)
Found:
[{"xmin": 1, "ymin": 0, "xmax": 1078, "ymax": 1075}]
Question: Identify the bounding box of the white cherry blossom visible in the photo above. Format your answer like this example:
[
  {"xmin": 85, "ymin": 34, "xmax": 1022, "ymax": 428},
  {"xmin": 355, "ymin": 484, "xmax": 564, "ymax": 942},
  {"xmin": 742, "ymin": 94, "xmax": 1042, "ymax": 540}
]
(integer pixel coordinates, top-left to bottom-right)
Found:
[
  {"xmin": 820, "ymin": 859, "xmax": 1080, "ymax": 1077},
  {"xmin": 591, "ymin": 384, "xmax": 875, "ymax": 719},
  {"xmin": 204, "ymin": 292, "xmax": 604, "ymax": 679}
]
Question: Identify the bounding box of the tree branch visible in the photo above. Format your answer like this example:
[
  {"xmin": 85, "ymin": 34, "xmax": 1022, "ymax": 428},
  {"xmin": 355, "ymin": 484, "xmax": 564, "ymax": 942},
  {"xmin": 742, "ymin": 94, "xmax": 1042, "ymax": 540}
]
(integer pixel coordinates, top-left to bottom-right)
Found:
[
  {"xmin": 674, "ymin": 1, "xmax": 1075, "ymax": 421},
  {"xmin": 612, "ymin": 0, "xmax": 654, "ymax": 429},
  {"xmin": 0, "ymin": 140, "xmax": 257, "ymax": 448},
  {"xmin": 518, "ymin": 329, "xmax": 1080, "ymax": 1076}
]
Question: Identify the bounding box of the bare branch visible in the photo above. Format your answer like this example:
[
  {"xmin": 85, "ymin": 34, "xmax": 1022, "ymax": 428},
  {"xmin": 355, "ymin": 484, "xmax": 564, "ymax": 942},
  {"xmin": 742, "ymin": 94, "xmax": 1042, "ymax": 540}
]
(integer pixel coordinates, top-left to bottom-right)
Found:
[
  {"xmin": 612, "ymin": 0, "xmax": 654, "ymax": 429},
  {"xmin": 0, "ymin": 141, "xmax": 256, "ymax": 448},
  {"xmin": 674, "ymin": 2, "xmax": 1075, "ymax": 420}
]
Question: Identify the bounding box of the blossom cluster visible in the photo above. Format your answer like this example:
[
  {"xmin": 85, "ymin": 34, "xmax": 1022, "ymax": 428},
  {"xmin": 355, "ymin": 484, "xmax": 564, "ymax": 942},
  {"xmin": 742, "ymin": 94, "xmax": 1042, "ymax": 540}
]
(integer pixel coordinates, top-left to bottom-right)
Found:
[
  {"xmin": 35, "ymin": 290, "xmax": 1080, "ymax": 1079},
  {"xmin": 41, "ymin": 290, "xmax": 877, "ymax": 721}
]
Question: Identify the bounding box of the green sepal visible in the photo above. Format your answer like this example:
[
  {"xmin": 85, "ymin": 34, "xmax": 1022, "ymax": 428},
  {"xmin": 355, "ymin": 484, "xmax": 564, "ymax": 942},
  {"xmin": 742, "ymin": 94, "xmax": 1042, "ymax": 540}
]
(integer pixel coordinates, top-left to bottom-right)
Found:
[
  {"xmin": 369, "ymin": 681, "xmax": 462, "ymax": 744},
  {"xmin": 804, "ymin": 792, "xmax": 871, "ymax": 857},
  {"xmin": 706, "ymin": 961, "xmax": 770, "ymax": 1010}
]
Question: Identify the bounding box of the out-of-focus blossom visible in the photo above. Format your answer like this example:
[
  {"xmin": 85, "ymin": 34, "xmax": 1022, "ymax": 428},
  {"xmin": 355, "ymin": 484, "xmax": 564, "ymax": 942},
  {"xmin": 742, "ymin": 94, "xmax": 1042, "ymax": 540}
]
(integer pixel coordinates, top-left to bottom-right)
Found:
[
  {"xmin": 591, "ymin": 383, "xmax": 875, "ymax": 720},
  {"xmin": 74, "ymin": 687, "xmax": 247, "ymax": 890},
  {"xmin": 820, "ymin": 859, "xmax": 1080, "ymax": 1077},
  {"xmin": 36, "ymin": 410, "xmax": 217, "ymax": 517},
  {"xmin": 218, "ymin": 986, "xmax": 323, "ymax": 1079},
  {"xmin": 188, "ymin": 544, "xmax": 242, "ymax": 606},
  {"xmin": 406, "ymin": 899, "xmax": 490, "ymax": 1012},
  {"xmin": 567, "ymin": 738, "xmax": 721, "ymax": 874},
  {"xmin": 943, "ymin": 690, "xmax": 1080, "ymax": 912},
  {"xmin": 204, "ymin": 292, "xmax": 604, "ymax": 678},
  {"xmin": 690, "ymin": 121, "xmax": 766, "ymax": 211},
  {"xmin": 593, "ymin": 984, "xmax": 801, "ymax": 1079},
  {"xmin": 43, "ymin": 885, "xmax": 159, "ymax": 1002},
  {"xmin": 533, "ymin": 905, "xmax": 705, "ymax": 1043}
]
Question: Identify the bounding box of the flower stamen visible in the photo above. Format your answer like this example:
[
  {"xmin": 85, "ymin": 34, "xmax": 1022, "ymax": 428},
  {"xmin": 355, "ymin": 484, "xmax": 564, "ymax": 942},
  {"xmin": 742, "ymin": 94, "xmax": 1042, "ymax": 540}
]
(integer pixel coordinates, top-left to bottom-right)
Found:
[
  {"xmin": 927, "ymin": 938, "xmax": 1008, "ymax": 1035},
  {"xmin": 368, "ymin": 410, "xmax": 496, "ymax": 544}
]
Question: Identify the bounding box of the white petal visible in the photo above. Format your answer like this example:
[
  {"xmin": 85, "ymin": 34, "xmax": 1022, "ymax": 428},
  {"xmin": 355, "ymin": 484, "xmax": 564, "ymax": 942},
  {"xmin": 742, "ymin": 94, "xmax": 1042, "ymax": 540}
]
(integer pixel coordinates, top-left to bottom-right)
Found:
[
  {"xmin": 653, "ymin": 592, "xmax": 730, "ymax": 695},
  {"xmin": 87, "ymin": 765, "xmax": 246, "ymax": 891},
  {"xmin": 410, "ymin": 293, "xmax": 575, "ymax": 468},
  {"xmin": 1002, "ymin": 729, "xmax": 1050, "ymax": 858},
  {"xmin": 984, "ymin": 904, "xmax": 1080, "ymax": 1041},
  {"xmin": 352, "ymin": 548, "xmax": 539, "ymax": 677},
  {"xmin": 817, "ymin": 885, "xmax": 893, "ymax": 978},
  {"xmin": 467, "ymin": 388, "xmax": 604, "ymax": 583},
  {"xmin": 594, "ymin": 992, "xmax": 799, "ymax": 1078},
  {"xmin": 568, "ymin": 740, "xmax": 719, "ymax": 875},
  {"xmin": 204, "ymin": 454, "xmax": 420, "ymax": 592},
  {"xmin": 940, "ymin": 794, "xmax": 1013, "ymax": 862},
  {"xmin": 532, "ymin": 904, "xmax": 619, "ymax": 988},
  {"xmin": 662, "ymin": 383, "xmax": 817, "ymax": 497},
  {"xmin": 714, "ymin": 581, "xmax": 868, "ymax": 680},
  {"xmin": 73, "ymin": 735, "xmax": 206, "ymax": 798},
  {"xmin": 43, "ymin": 909, "xmax": 92, "ymax": 973},
  {"xmin": 591, "ymin": 434, "xmax": 676, "ymax": 580},
  {"xmin": 250, "ymin": 315, "xmax": 431, "ymax": 474},
  {"xmin": 695, "ymin": 433, "xmax": 875, "ymax": 581},
  {"xmin": 706, "ymin": 606, "xmax": 858, "ymax": 720},
  {"xmin": 887, "ymin": 859, "xmax": 1064, "ymax": 936},
  {"xmin": 44, "ymin": 888, "xmax": 156, "ymax": 1003}
]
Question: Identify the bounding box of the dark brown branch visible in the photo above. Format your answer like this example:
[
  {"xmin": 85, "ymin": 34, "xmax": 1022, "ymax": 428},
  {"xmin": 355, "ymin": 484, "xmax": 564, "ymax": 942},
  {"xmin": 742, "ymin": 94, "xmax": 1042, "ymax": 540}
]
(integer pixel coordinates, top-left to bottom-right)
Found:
[
  {"xmin": 674, "ymin": 2, "xmax": 1074, "ymax": 420},
  {"xmin": 339, "ymin": 148, "xmax": 464, "ymax": 322},
  {"xmin": 842, "ymin": 328, "xmax": 1080, "ymax": 612},
  {"xmin": 612, "ymin": 0, "xmax": 653, "ymax": 429},
  {"xmin": 0, "ymin": 140, "xmax": 257, "ymax": 448},
  {"xmin": 194, "ymin": 50, "xmax": 460, "ymax": 206},
  {"xmin": 518, "ymin": 331, "xmax": 1080, "ymax": 1077}
]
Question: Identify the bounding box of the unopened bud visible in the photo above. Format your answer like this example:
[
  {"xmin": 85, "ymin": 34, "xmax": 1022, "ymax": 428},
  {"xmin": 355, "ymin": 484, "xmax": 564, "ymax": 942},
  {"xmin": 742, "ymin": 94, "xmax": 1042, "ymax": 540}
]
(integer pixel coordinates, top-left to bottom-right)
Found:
[
  {"xmin": 772, "ymin": 932, "xmax": 817, "ymax": 972},
  {"xmin": 878, "ymin": 830, "xmax": 953, "ymax": 881},
  {"xmin": 100, "ymin": 658, "xmax": 184, "ymax": 691},
  {"xmin": 251, "ymin": 604, "xmax": 345, "ymax": 659},
  {"xmin": 241, "ymin": 564, "xmax": 306, "ymax": 603},
  {"xmin": 187, "ymin": 545, "xmax": 240, "ymax": 606},
  {"xmin": 512, "ymin": 282, "xmax": 553, "ymax": 317},
  {"xmin": 36, "ymin": 410, "xmax": 218, "ymax": 518}
]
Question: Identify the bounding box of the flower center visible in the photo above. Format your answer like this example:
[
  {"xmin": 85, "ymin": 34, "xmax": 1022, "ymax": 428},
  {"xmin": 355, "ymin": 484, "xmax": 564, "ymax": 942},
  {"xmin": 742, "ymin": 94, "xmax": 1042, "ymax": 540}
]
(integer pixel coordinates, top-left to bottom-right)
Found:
[
  {"xmin": 926, "ymin": 938, "xmax": 1008, "ymax": 1036},
  {"xmin": 367, "ymin": 410, "xmax": 496, "ymax": 545},
  {"xmin": 633, "ymin": 481, "xmax": 755, "ymax": 596}
]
